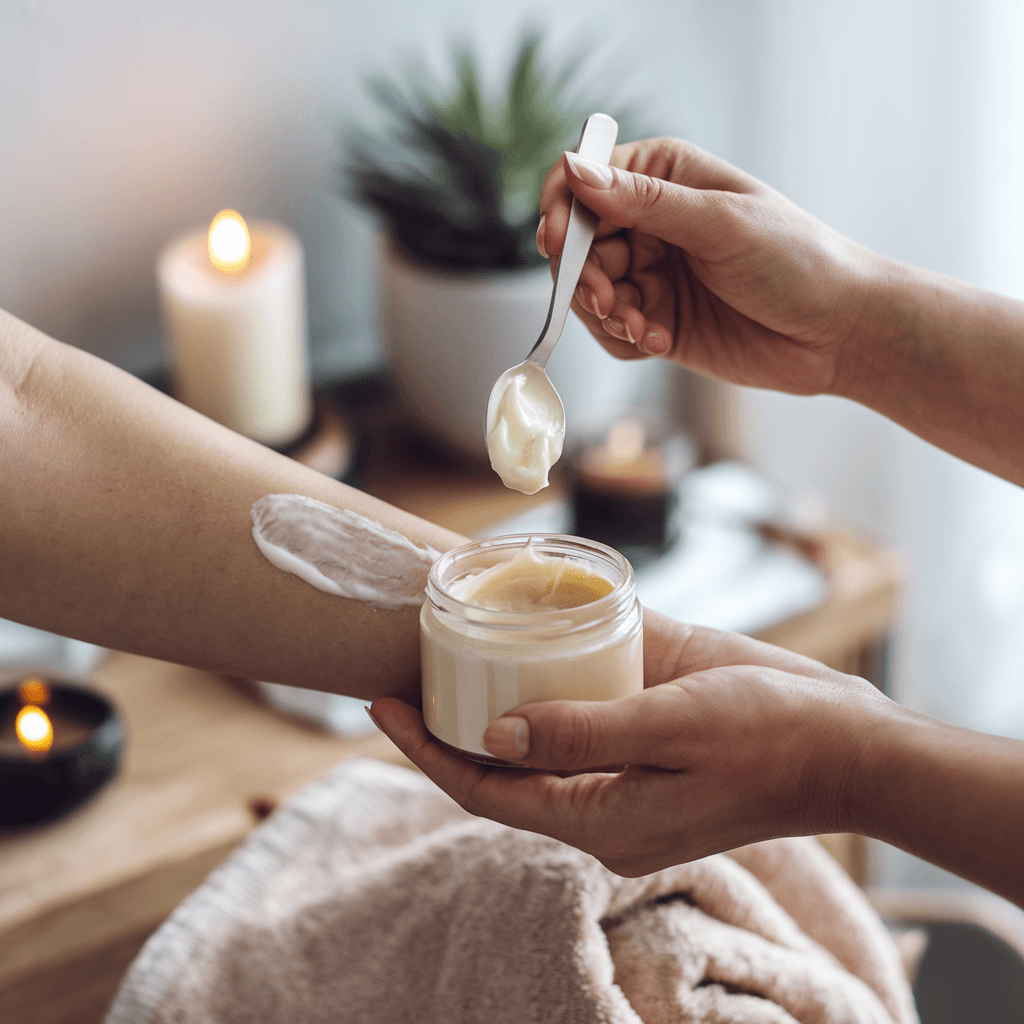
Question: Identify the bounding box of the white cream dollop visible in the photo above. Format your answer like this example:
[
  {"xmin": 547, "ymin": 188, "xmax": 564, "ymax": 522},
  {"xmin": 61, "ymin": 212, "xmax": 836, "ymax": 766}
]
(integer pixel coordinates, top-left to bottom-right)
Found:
[{"xmin": 485, "ymin": 362, "xmax": 564, "ymax": 495}]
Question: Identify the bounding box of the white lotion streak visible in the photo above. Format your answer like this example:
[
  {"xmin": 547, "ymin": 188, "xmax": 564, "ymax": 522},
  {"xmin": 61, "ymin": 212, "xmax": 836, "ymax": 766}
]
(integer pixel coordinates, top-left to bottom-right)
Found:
[
  {"xmin": 251, "ymin": 494, "xmax": 440, "ymax": 611},
  {"xmin": 486, "ymin": 362, "xmax": 564, "ymax": 495}
]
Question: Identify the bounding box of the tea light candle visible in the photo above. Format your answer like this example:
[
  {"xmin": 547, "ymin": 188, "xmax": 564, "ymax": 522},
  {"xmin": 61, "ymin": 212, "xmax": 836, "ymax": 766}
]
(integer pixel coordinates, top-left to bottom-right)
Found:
[
  {"xmin": 572, "ymin": 417, "xmax": 679, "ymax": 552},
  {"xmin": 420, "ymin": 535, "xmax": 643, "ymax": 762},
  {"xmin": 0, "ymin": 678, "xmax": 123, "ymax": 827},
  {"xmin": 157, "ymin": 211, "xmax": 313, "ymax": 449}
]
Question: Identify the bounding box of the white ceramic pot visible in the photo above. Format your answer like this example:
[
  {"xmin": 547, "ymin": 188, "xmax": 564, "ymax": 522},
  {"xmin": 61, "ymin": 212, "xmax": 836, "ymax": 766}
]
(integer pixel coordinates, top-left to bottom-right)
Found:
[{"xmin": 381, "ymin": 244, "xmax": 657, "ymax": 458}]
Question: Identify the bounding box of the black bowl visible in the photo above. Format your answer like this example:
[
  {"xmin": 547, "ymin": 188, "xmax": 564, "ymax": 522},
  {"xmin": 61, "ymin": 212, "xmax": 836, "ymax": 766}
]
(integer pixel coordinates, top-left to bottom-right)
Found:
[{"xmin": 0, "ymin": 680, "xmax": 124, "ymax": 827}]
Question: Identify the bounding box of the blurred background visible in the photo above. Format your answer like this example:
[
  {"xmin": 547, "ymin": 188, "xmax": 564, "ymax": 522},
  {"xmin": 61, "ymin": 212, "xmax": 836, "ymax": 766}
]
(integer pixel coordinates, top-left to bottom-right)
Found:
[{"xmin": 3, "ymin": 0, "xmax": 1024, "ymax": 898}]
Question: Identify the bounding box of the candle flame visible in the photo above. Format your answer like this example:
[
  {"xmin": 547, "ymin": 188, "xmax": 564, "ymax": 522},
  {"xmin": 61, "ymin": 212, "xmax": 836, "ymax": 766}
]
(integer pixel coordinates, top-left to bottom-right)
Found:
[
  {"xmin": 604, "ymin": 418, "xmax": 646, "ymax": 466},
  {"xmin": 208, "ymin": 209, "xmax": 251, "ymax": 273},
  {"xmin": 20, "ymin": 677, "xmax": 49, "ymax": 705},
  {"xmin": 16, "ymin": 704, "xmax": 54, "ymax": 756}
]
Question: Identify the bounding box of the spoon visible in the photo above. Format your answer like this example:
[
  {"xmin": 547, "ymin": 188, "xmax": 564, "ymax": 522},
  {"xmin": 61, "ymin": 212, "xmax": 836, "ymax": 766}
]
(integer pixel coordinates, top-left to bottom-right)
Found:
[{"xmin": 486, "ymin": 112, "xmax": 619, "ymax": 495}]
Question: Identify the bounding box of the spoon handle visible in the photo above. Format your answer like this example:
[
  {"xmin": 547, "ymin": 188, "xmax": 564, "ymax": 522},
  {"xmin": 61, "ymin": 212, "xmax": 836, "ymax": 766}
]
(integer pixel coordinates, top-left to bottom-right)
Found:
[{"xmin": 527, "ymin": 112, "xmax": 619, "ymax": 369}]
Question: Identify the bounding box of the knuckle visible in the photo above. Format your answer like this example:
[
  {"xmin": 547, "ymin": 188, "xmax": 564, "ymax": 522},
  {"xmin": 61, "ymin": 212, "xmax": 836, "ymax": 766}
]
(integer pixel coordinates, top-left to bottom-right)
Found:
[
  {"xmin": 458, "ymin": 772, "xmax": 492, "ymax": 820},
  {"xmin": 546, "ymin": 706, "xmax": 595, "ymax": 767},
  {"xmin": 629, "ymin": 172, "xmax": 665, "ymax": 213}
]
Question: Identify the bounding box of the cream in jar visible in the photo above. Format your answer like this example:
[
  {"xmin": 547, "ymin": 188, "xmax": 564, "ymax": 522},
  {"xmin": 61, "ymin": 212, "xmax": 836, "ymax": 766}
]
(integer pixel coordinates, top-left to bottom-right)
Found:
[{"xmin": 421, "ymin": 534, "xmax": 643, "ymax": 761}]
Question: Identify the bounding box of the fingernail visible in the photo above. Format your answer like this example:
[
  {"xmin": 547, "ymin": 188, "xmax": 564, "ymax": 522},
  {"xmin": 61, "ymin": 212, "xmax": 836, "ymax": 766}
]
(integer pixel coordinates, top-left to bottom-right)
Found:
[
  {"xmin": 575, "ymin": 284, "xmax": 600, "ymax": 317},
  {"xmin": 536, "ymin": 214, "xmax": 549, "ymax": 259},
  {"xmin": 483, "ymin": 715, "xmax": 530, "ymax": 760},
  {"xmin": 641, "ymin": 327, "xmax": 671, "ymax": 355},
  {"xmin": 564, "ymin": 151, "xmax": 615, "ymax": 190},
  {"xmin": 604, "ymin": 316, "xmax": 629, "ymax": 341},
  {"xmin": 365, "ymin": 706, "xmax": 385, "ymax": 734}
]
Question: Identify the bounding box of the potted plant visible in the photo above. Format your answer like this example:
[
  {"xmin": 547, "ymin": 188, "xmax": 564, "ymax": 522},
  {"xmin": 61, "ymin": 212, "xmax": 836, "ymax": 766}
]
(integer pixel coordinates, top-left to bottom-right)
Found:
[{"xmin": 344, "ymin": 32, "xmax": 655, "ymax": 457}]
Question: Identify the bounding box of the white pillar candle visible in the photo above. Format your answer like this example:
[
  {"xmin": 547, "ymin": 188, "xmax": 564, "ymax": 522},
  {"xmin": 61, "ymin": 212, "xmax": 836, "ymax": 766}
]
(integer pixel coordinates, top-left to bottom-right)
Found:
[{"xmin": 157, "ymin": 211, "xmax": 312, "ymax": 449}]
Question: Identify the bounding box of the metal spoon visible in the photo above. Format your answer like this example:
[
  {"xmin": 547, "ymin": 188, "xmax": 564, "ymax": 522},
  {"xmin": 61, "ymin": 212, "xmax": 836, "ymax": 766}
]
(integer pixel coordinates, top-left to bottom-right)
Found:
[{"xmin": 485, "ymin": 113, "xmax": 619, "ymax": 493}]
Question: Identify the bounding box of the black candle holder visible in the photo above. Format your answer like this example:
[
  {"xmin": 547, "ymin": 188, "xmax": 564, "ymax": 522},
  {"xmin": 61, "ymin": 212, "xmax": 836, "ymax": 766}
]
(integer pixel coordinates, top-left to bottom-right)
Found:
[
  {"xmin": 567, "ymin": 419, "xmax": 695, "ymax": 563},
  {"xmin": 0, "ymin": 679, "xmax": 124, "ymax": 828}
]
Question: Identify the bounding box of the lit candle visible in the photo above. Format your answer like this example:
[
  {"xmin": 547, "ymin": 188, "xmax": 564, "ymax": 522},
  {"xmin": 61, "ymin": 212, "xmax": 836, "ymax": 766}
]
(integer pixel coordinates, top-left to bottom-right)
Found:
[
  {"xmin": 157, "ymin": 210, "xmax": 313, "ymax": 449},
  {"xmin": 0, "ymin": 678, "xmax": 124, "ymax": 826},
  {"xmin": 571, "ymin": 417, "xmax": 689, "ymax": 554},
  {"xmin": 0, "ymin": 679, "xmax": 90, "ymax": 759},
  {"xmin": 578, "ymin": 418, "xmax": 668, "ymax": 494}
]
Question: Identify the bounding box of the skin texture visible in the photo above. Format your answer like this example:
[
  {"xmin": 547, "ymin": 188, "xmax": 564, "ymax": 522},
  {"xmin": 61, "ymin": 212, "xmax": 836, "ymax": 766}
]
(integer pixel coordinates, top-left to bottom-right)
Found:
[
  {"xmin": 372, "ymin": 136, "xmax": 1024, "ymax": 909},
  {"xmin": 0, "ymin": 308, "xmax": 466, "ymax": 701}
]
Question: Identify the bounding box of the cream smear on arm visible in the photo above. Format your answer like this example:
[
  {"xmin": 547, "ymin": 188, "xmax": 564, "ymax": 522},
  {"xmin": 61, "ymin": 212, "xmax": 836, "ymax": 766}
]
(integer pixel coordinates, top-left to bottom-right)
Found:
[
  {"xmin": 250, "ymin": 494, "xmax": 440, "ymax": 611},
  {"xmin": 485, "ymin": 363, "xmax": 564, "ymax": 495}
]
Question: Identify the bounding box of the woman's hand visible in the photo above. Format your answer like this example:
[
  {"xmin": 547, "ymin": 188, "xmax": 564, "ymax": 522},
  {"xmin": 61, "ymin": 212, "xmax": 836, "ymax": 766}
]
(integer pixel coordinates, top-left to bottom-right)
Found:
[
  {"xmin": 370, "ymin": 610, "xmax": 893, "ymax": 877},
  {"xmin": 536, "ymin": 137, "xmax": 892, "ymax": 397}
]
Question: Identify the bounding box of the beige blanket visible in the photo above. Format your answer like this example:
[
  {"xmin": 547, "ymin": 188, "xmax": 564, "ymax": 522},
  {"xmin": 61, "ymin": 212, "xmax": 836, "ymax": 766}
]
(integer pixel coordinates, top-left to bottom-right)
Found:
[{"xmin": 106, "ymin": 758, "xmax": 917, "ymax": 1024}]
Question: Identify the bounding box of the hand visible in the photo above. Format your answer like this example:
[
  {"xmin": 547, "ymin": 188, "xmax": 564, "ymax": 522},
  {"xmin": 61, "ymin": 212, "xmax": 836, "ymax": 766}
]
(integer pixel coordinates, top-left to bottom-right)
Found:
[
  {"xmin": 537, "ymin": 137, "xmax": 889, "ymax": 396},
  {"xmin": 371, "ymin": 610, "xmax": 893, "ymax": 876}
]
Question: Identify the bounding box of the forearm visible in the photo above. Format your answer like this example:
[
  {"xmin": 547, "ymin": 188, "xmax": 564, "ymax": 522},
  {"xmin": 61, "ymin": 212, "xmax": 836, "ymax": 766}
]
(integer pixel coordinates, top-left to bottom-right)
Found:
[
  {"xmin": 0, "ymin": 310, "xmax": 466, "ymax": 700},
  {"xmin": 847, "ymin": 703, "xmax": 1024, "ymax": 907},
  {"xmin": 837, "ymin": 259, "xmax": 1024, "ymax": 486}
]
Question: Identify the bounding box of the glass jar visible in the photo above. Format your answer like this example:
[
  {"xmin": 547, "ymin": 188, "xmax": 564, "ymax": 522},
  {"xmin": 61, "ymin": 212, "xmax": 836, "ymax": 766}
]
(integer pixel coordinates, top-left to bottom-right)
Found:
[{"xmin": 420, "ymin": 534, "xmax": 643, "ymax": 761}]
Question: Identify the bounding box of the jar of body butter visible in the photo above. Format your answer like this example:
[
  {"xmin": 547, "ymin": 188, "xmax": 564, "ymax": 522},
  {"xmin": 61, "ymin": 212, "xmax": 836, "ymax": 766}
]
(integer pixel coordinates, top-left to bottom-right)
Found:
[{"xmin": 421, "ymin": 534, "xmax": 643, "ymax": 761}]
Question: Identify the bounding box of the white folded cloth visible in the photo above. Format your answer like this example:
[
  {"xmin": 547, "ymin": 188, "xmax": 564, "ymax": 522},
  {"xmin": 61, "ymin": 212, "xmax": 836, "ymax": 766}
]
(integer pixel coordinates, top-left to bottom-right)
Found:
[{"xmin": 106, "ymin": 758, "xmax": 917, "ymax": 1024}]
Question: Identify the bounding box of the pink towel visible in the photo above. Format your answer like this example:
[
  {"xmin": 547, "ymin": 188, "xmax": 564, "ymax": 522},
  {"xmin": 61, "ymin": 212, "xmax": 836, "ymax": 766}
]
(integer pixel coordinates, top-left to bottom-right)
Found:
[{"xmin": 106, "ymin": 758, "xmax": 917, "ymax": 1024}]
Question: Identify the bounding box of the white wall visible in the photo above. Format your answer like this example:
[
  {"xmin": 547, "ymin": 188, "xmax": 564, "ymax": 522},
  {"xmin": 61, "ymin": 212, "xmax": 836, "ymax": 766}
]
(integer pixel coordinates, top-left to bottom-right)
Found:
[{"xmin": 0, "ymin": 0, "xmax": 757, "ymax": 377}]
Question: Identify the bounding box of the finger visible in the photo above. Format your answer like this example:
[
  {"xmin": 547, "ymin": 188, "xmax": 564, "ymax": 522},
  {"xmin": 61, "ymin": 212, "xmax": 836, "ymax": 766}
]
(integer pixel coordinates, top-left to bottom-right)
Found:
[
  {"xmin": 538, "ymin": 159, "xmax": 572, "ymax": 258},
  {"xmin": 564, "ymin": 287, "xmax": 651, "ymax": 361},
  {"xmin": 536, "ymin": 215, "xmax": 549, "ymax": 259},
  {"xmin": 614, "ymin": 137, "xmax": 761, "ymax": 195},
  {"xmin": 602, "ymin": 296, "xmax": 647, "ymax": 349},
  {"xmin": 370, "ymin": 697, "xmax": 495, "ymax": 804},
  {"xmin": 573, "ymin": 255, "xmax": 616, "ymax": 320},
  {"xmin": 574, "ymin": 304, "xmax": 651, "ymax": 361},
  {"xmin": 612, "ymin": 280, "xmax": 644, "ymax": 310},
  {"xmin": 482, "ymin": 686, "xmax": 685, "ymax": 771},
  {"xmin": 562, "ymin": 151, "xmax": 745, "ymax": 260},
  {"xmin": 591, "ymin": 235, "xmax": 632, "ymax": 282},
  {"xmin": 371, "ymin": 700, "xmax": 613, "ymax": 853},
  {"xmin": 541, "ymin": 135, "xmax": 759, "ymax": 259},
  {"xmin": 641, "ymin": 609, "xmax": 840, "ymax": 683},
  {"xmin": 574, "ymin": 235, "xmax": 643, "ymax": 320}
]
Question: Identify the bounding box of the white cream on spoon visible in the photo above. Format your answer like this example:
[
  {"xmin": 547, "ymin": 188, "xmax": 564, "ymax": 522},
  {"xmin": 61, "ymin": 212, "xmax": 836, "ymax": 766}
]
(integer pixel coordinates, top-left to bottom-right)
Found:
[
  {"xmin": 485, "ymin": 362, "xmax": 564, "ymax": 494},
  {"xmin": 486, "ymin": 113, "xmax": 619, "ymax": 494}
]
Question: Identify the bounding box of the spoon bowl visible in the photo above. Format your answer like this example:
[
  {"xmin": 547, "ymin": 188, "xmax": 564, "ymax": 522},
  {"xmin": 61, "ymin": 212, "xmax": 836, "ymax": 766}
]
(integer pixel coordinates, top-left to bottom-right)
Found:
[{"xmin": 486, "ymin": 361, "xmax": 565, "ymax": 494}]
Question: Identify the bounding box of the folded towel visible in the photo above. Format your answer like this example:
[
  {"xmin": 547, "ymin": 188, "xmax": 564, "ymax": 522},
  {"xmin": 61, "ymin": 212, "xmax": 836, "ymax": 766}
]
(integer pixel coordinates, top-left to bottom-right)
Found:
[{"xmin": 106, "ymin": 758, "xmax": 917, "ymax": 1024}]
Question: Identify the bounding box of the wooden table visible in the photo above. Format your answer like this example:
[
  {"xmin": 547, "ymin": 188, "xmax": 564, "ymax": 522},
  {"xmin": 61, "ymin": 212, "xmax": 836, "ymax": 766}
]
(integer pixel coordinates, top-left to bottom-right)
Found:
[{"xmin": 0, "ymin": 448, "xmax": 902, "ymax": 1024}]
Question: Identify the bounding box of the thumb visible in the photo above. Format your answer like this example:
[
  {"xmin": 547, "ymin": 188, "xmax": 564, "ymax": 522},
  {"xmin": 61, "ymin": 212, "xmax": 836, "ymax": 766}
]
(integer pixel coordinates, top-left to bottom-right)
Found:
[
  {"xmin": 482, "ymin": 687, "xmax": 680, "ymax": 771},
  {"xmin": 563, "ymin": 150, "xmax": 728, "ymax": 255}
]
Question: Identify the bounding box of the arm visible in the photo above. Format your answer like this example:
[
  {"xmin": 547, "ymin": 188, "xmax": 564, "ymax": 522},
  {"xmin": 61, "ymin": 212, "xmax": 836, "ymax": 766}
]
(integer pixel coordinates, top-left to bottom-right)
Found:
[
  {"xmin": 0, "ymin": 309, "xmax": 466, "ymax": 700},
  {"xmin": 372, "ymin": 610, "xmax": 1024, "ymax": 908},
  {"xmin": 537, "ymin": 138, "xmax": 1024, "ymax": 487},
  {"xmin": 851, "ymin": 700, "xmax": 1024, "ymax": 905},
  {"xmin": 839, "ymin": 262, "xmax": 1024, "ymax": 487}
]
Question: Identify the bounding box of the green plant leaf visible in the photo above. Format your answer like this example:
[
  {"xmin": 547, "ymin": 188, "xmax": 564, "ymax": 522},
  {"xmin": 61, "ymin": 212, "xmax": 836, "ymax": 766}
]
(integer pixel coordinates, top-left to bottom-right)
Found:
[{"xmin": 341, "ymin": 28, "xmax": 649, "ymax": 272}]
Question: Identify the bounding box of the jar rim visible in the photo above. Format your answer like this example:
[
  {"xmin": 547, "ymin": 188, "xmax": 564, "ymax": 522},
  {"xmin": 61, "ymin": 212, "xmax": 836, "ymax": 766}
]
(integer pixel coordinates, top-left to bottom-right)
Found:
[{"xmin": 426, "ymin": 533, "xmax": 636, "ymax": 630}]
